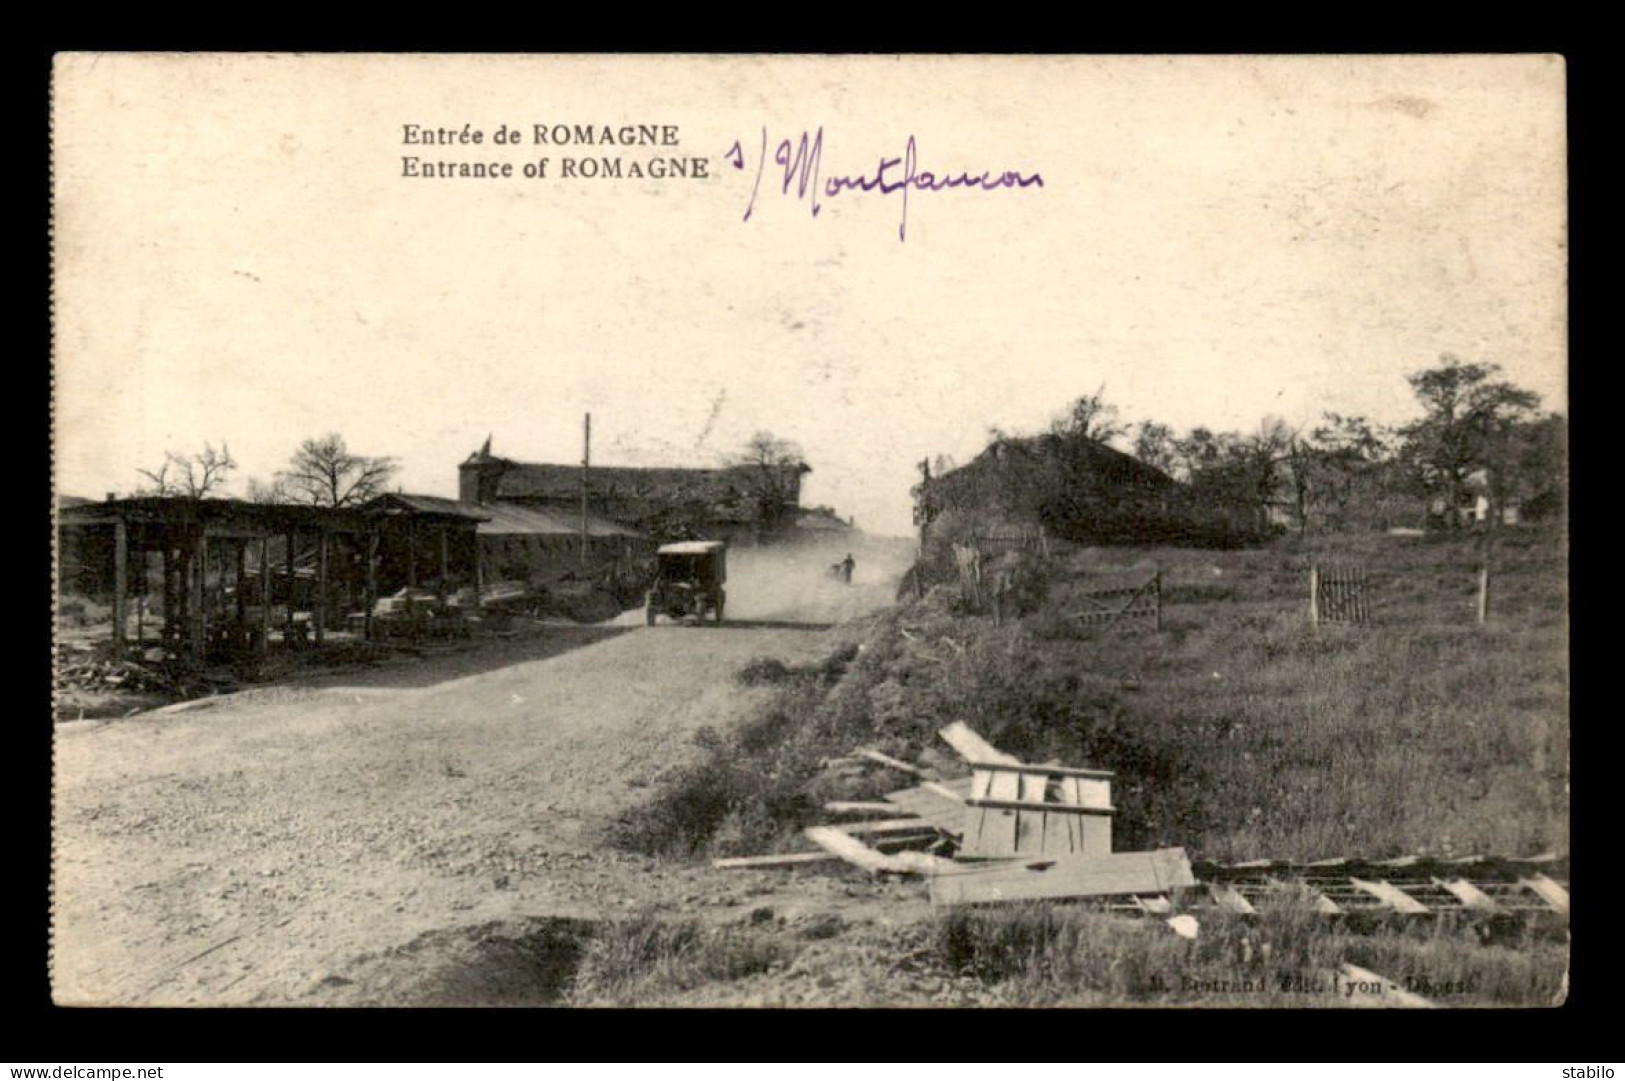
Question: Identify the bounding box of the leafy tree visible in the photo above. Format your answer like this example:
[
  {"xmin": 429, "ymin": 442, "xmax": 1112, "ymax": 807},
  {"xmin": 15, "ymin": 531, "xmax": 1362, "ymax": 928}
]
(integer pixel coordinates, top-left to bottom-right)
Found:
[
  {"xmin": 277, "ymin": 434, "xmax": 399, "ymax": 508},
  {"xmin": 1398, "ymin": 354, "xmax": 1540, "ymax": 528},
  {"xmin": 1131, "ymin": 421, "xmax": 1178, "ymax": 475},
  {"xmin": 136, "ymin": 442, "xmax": 236, "ymax": 498},
  {"xmin": 1050, "ymin": 385, "xmax": 1126, "ymax": 446}
]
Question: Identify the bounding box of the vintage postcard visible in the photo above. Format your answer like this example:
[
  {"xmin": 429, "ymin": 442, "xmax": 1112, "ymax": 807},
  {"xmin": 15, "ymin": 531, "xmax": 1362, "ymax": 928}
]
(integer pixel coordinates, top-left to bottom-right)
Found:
[{"xmin": 50, "ymin": 53, "xmax": 1568, "ymax": 1007}]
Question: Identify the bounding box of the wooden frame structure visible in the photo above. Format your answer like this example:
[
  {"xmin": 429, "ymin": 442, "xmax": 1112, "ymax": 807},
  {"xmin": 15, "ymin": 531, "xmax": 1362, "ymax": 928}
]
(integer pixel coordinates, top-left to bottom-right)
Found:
[{"xmin": 58, "ymin": 496, "xmax": 485, "ymax": 663}]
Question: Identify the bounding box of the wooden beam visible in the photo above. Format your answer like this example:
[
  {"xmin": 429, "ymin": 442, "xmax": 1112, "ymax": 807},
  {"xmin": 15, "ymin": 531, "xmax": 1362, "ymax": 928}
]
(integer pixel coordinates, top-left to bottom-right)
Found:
[
  {"xmin": 364, "ymin": 531, "xmax": 377, "ymax": 641},
  {"xmin": 438, "ymin": 525, "xmax": 449, "ymax": 602},
  {"xmin": 834, "ymin": 817, "xmax": 935, "ymax": 837},
  {"xmin": 854, "ymin": 748, "xmax": 924, "ymax": 776},
  {"xmin": 884, "ymin": 783, "xmax": 970, "ymax": 836},
  {"xmin": 824, "ymin": 802, "xmax": 901, "ymax": 816},
  {"xmin": 930, "ymin": 847, "xmax": 1195, "ymax": 907},
  {"xmin": 1520, "ymin": 874, "xmax": 1570, "ymax": 916},
  {"xmin": 1435, "ymin": 878, "xmax": 1499, "ymax": 911},
  {"xmin": 1349, "ymin": 878, "xmax": 1430, "ymax": 915},
  {"xmin": 110, "ymin": 520, "xmax": 128, "ymax": 659},
  {"xmin": 804, "ymin": 827, "xmax": 955, "ymax": 876},
  {"xmin": 939, "ymin": 721, "xmax": 1022, "ymax": 766},
  {"xmin": 189, "ymin": 530, "xmax": 208, "ymax": 665},
  {"xmin": 713, "ymin": 851, "xmax": 840, "ymax": 871},
  {"xmin": 315, "ymin": 531, "xmax": 328, "ymax": 645},
  {"xmin": 259, "ymin": 536, "xmax": 271, "ymax": 657}
]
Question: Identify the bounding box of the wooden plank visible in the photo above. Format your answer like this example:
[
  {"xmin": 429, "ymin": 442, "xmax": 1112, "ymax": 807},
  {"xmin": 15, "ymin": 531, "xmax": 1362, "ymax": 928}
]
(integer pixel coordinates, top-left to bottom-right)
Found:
[
  {"xmin": 1267, "ymin": 878, "xmax": 1343, "ymax": 913},
  {"xmin": 883, "ymin": 785, "xmax": 967, "ymax": 836},
  {"xmin": 804, "ymin": 827, "xmax": 951, "ymax": 876},
  {"xmin": 835, "ymin": 817, "xmax": 934, "ymax": 837},
  {"xmin": 1520, "ymin": 874, "xmax": 1570, "ymax": 916},
  {"xmin": 804, "ymin": 827, "xmax": 897, "ymax": 873},
  {"xmin": 961, "ymin": 760, "xmax": 1115, "ymax": 780},
  {"xmin": 939, "ymin": 721, "xmax": 1022, "ymax": 766},
  {"xmin": 1349, "ymin": 878, "xmax": 1430, "ymax": 914},
  {"xmin": 1210, "ymin": 883, "xmax": 1256, "ymax": 914},
  {"xmin": 930, "ymin": 848, "xmax": 1194, "ymax": 907},
  {"xmin": 966, "ymin": 798, "xmax": 1116, "ymax": 815},
  {"xmin": 824, "ymin": 801, "xmax": 900, "ymax": 816},
  {"xmin": 1434, "ymin": 878, "xmax": 1499, "ymax": 911},
  {"xmin": 854, "ymin": 748, "xmax": 925, "ymax": 776},
  {"xmin": 713, "ymin": 851, "xmax": 839, "ymax": 870}
]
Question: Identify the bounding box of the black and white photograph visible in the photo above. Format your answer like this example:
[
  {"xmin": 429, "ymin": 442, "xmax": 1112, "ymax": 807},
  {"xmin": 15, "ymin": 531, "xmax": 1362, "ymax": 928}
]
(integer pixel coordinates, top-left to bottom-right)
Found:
[{"xmin": 49, "ymin": 53, "xmax": 1568, "ymax": 1008}]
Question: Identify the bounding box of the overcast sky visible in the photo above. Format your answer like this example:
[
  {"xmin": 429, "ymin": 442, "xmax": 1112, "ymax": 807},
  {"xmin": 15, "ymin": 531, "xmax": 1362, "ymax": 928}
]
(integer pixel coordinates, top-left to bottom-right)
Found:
[{"xmin": 53, "ymin": 55, "xmax": 1566, "ymax": 536}]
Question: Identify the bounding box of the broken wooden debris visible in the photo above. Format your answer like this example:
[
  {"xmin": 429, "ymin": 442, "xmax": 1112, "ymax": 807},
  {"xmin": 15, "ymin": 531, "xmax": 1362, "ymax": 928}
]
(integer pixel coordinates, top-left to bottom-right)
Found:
[
  {"xmin": 713, "ymin": 851, "xmax": 841, "ymax": 871},
  {"xmin": 938, "ymin": 720, "xmax": 1023, "ymax": 766},
  {"xmin": 803, "ymin": 827, "xmax": 955, "ymax": 876},
  {"xmin": 1520, "ymin": 873, "xmax": 1570, "ymax": 916},
  {"xmin": 883, "ymin": 779, "xmax": 972, "ymax": 836},
  {"xmin": 854, "ymin": 748, "xmax": 926, "ymax": 776},
  {"xmin": 824, "ymin": 801, "xmax": 902, "ymax": 816},
  {"xmin": 1349, "ymin": 878, "xmax": 1430, "ymax": 915},
  {"xmin": 929, "ymin": 847, "xmax": 1194, "ymax": 907}
]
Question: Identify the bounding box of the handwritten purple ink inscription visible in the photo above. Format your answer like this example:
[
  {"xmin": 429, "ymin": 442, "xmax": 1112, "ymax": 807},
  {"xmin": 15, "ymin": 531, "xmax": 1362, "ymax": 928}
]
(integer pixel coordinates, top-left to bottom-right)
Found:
[{"xmin": 725, "ymin": 127, "xmax": 1043, "ymax": 242}]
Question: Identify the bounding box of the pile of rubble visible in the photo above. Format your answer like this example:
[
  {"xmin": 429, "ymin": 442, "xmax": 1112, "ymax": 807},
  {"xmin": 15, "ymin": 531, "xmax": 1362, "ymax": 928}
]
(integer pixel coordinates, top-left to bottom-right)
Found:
[{"xmin": 54, "ymin": 653, "xmax": 178, "ymax": 694}]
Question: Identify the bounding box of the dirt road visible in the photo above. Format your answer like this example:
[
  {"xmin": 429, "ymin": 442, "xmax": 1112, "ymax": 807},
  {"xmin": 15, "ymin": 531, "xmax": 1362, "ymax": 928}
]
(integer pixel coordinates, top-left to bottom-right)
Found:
[{"xmin": 52, "ymin": 620, "xmax": 855, "ymax": 1006}]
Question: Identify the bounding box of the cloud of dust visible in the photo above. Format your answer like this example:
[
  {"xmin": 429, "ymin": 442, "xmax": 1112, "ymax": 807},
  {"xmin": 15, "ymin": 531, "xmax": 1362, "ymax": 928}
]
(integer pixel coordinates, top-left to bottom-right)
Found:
[{"xmin": 720, "ymin": 536, "xmax": 917, "ymax": 625}]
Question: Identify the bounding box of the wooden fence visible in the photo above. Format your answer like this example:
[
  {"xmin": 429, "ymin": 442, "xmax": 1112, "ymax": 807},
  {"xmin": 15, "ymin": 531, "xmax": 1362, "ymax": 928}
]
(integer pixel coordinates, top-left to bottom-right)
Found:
[{"xmin": 1310, "ymin": 563, "xmax": 1369, "ymax": 625}]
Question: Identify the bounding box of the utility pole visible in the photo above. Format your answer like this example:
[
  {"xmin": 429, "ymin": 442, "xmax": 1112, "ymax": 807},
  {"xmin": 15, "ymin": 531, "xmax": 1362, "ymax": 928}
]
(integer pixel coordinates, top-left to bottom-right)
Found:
[
  {"xmin": 580, "ymin": 412, "xmax": 591, "ymax": 568},
  {"xmin": 917, "ymin": 458, "xmax": 932, "ymax": 557}
]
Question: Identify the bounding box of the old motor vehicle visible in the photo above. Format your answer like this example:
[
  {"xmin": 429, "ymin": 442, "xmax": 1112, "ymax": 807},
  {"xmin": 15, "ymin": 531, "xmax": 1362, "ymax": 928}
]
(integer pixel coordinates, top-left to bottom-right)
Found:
[{"xmin": 646, "ymin": 540, "xmax": 726, "ymax": 625}]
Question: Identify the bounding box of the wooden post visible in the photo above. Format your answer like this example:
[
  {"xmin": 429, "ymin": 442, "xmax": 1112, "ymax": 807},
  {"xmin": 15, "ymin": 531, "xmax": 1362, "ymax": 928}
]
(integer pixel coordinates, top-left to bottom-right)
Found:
[
  {"xmin": 438, "ymin": 524, "xmax": 449, "ymax": 602},
  {"xmin": 315, "ymin": 531, "xmax": 328, "ymax": 645},
  {"xmin": 259, "ymin": 536, "xmax": 271, "ymax": 657},
  {"xmin": 406, "ymin": 519, "xmax": 417, "ymax": 588},
  {"xmin": 110, "ymin": 520, "xmax": 128, "ymax": 659},
  {"xmin": 1309, "ymin": 564, "xmax": 1320, "ymax": 627},
  {"xmin": 917, "ymin": 458, "xmax": 932, "ymax": 559},
  {"xmin": 364, "ymin": 531, "xmax": 378, "ymax": 641},
  {"xmin": 1154, "ymin": 565, "xmax": 1162, "ymax": 631},
  {"xmin": 1477, "ymin": 563, "xmax": 1490, "ymax": 625},
  {"xmin": 190, "ymin": 530, "xmax": 208, "ymax": 665},
  {"xmin": 580, "ymin": 412, "xmax": 591, "ymax": 569},
  {"xmin": 235, "ymin": 540, "xmax": 248, "ymax": 623},
  {"xmin": 161, "ymin": 546, "xmax": 173, "ymax": 648},
  {"xmin": 135, "ymin": 553, "xmax": 145, "ymax": 650},
  {"xmin": 286, "ymin": 530, "xmax": 297, "ymax": 631}
]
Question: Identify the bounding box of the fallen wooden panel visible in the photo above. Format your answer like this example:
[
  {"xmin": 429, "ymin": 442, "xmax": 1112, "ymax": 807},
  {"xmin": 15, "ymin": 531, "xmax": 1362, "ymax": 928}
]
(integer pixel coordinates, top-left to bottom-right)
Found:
[
  {"xmin": 938, "ymin": 721, "xmax": 1023, "ymax": 766},
  {"xmin": 930, "ymin": 847, "xmax": 1194, "ymax": 906},
  {"xmin": 713, "ymin": 851, "xmax": 840, "ymax": 870},
  {"xmin": 1349, "ymin": 878, "xmax": 1431, "ymax": 915},
  {"xmin": 804, "ymin": 827, "xmax": 956, "ymax": 875},
  {"xmin": 1520, "ymin": 873, "xmax": 1570, "ymax": 916},
  {"xmin": 884, "ymin": 781, "xmax": 970, "ymax": 836}
]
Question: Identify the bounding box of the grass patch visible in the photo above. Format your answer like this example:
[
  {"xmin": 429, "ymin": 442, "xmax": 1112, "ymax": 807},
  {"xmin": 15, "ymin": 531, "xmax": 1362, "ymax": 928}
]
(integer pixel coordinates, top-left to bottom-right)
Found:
[{"xmin": 566, "ymin": 915, "xmax": 790, "ymax": 1006}]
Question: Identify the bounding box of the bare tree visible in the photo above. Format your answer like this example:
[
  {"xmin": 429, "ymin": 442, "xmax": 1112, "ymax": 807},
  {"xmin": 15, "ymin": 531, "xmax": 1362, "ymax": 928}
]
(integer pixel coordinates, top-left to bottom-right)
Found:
[
  {"xmin": 730, "ymin": 431, "xmax": 809, "ymax": 531},
  {"xmin": 136, "ymin": 443, "xmax": 237, "ymax": 498},
  {"xmin": 277, "ymin": 434, "xmax": 399, "ymax": 508}
]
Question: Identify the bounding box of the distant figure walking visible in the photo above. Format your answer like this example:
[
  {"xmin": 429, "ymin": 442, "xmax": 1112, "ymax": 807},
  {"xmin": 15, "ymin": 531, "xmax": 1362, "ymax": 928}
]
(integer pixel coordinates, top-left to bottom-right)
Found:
[{"xmin": 840, "ymin": 553, "xmax": 855, "ymax": 584}]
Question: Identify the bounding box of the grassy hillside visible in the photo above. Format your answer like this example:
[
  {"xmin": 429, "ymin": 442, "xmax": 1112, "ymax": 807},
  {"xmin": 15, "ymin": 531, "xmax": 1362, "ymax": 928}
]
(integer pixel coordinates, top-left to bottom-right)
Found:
[{"xmin": 620, "ymin": 525, "xmax": 1567, "ymax": 865}]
